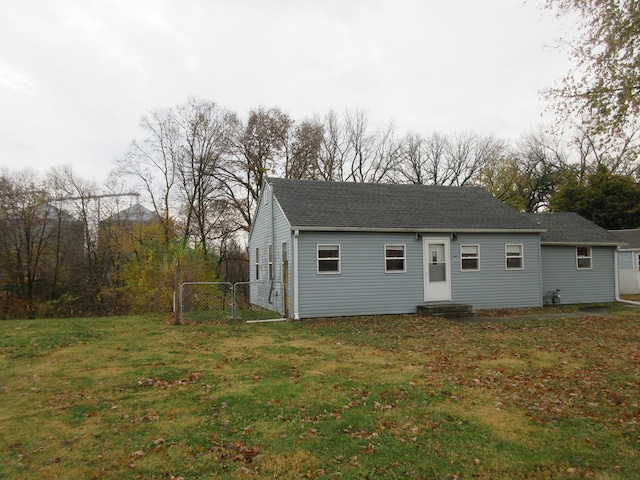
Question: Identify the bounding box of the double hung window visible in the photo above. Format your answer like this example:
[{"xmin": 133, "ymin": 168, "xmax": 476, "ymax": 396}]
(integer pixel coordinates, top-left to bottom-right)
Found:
[
  {"xmin": 576, "ymin": 246, "xmax": 592, "ymax": 269},
  {"xmin": 460, "ymin": 245, "xmax": 480, "ymax": 271},
  {"xmin": 505, "ymin": 244, "xmax": 524, "ymax": 270},
  {"xmin": 317, "ymin": 245, "xmax": 340, "ymax": 273},
  {"xmin": 385, "ymin": 244, "xmax": 406, "ymax": 273}
]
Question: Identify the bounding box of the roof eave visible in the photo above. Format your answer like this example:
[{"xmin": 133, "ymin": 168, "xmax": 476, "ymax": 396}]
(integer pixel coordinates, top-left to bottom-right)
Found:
[
  {"xmin": 291, "ymin": 226, "xmax": 546, "ymax": 233},
  {"xmin": 541, "ymin": 241, "xmax": 624, "ymax": 247}
]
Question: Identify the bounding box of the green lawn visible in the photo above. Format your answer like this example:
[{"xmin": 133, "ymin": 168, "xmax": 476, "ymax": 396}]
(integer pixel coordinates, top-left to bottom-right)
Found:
[{"xmin": 1, "ymin": 307, "xmax": 639, "ymax": 479}]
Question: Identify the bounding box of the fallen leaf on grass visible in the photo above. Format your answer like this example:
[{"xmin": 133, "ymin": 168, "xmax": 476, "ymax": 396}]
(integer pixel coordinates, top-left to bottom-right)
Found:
[
  {"xmin": 209, "ymin": 441, "xmax": 259, "ymax": 463},
  {"xmin": 359, "ymin": 443, "xmax": 376, "ymax": 455}
]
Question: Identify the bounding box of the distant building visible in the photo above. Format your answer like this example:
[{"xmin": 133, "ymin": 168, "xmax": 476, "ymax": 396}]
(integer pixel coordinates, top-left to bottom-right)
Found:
[
  {"xmin": 98, "ymin": 203, "xmax": 162, "ymax": 280},
  {"xmin": 102, "ymin": 203, "xmax": 158, "ymax": 224}
]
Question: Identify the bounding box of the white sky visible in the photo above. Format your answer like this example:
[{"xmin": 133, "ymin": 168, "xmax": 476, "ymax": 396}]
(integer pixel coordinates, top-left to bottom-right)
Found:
[{"xmin": 0, "ymin": 0, "xmax": 571, "ymax": 182}]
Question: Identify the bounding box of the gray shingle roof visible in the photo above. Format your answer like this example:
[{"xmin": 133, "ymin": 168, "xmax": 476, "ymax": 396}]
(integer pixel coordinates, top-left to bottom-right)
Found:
[
  {"xmin": 525, "ymin": 212, "xmax": 623, "ymax": 246},
  {"xmin": 609, "ymin": 229, "xmax": 640, "ymax": 249},
  {"xmin": 103, "ymin": 204, "xmax": 157, "ymax": 224},
  {"xmin": 267, "ymin": 178, "xmax": 542, "ymax": 232}
]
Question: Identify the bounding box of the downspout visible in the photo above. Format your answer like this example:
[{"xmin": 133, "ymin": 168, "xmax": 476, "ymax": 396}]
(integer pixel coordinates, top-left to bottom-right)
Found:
[
  {"xmin": 537, "ymin": 239, "xmax": 544, "ymax": 307},
  {"xmin": 293, "ymin": 229, "xmax": 300, "ymax": 320},
  {"xmin": 615, "ymin": 248, "xmax": 640, "ymax": 306}
]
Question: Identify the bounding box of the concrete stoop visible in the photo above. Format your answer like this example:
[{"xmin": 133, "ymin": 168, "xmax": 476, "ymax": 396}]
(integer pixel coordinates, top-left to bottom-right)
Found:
[{"xmin": 417, "ymin": 303, "xmax": 474, "ymax": 318}]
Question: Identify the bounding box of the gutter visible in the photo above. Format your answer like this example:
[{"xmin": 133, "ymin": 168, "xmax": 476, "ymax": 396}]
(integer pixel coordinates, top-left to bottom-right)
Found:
[
  {"xmin": 614, "ymin": 249, "xmax": 640, "ymax": 306},
  {"xmin": 290, "ymin": 226, "xmax": 546, "ymax": 234},
  {"xmin": 541, "ymin": 242, "xmax": 625, "ymax": 247}
]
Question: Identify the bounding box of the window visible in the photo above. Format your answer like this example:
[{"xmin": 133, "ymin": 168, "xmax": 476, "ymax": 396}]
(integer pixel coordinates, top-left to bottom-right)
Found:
[
  {"xmin": 576, "ymin": 246, "xmax": 592, "ymax": 269},
  {"xmin": 460, "ymin": 245, "xmax": 480, "ymax": 271},
  {"xmin": 317, "ymin": 244, "xmax": 340, "ymax": 274},
  {"xmin": 255, "ymin": 247, "xmax": 260, "ymax": 280},
  {"xmin": 505, "ymin": 244, "xmax": 523, "ymax": 270},
  {"xmin": 268, "ymin": 244, "xmax": 273, "ymax": 280},
  {"xmin": 385, "ymin": 244, "xmax": 406, "ymax": 273}
]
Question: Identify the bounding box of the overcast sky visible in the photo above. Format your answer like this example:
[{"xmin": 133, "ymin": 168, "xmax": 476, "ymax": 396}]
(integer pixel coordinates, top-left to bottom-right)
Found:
[{"xmin": 1, "ymin": 0, "xmax": 572, "ymax": 182}]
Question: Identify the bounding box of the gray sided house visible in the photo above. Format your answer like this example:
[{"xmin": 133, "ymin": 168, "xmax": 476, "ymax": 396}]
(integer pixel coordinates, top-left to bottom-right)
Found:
[
  {"xmin": 249, "ymin": 178, "xmax": 622, "ymax": 319},
  {"xmin": 609, "ymin": 229, "xmax": 640, "ymax": 294},
  {"xmin": 526, "ymin": 213, "xmax": 622, "ymax": 305}
]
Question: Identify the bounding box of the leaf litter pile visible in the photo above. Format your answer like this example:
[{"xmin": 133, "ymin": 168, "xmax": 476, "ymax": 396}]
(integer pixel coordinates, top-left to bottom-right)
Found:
[{"xmin": 0, "ymin": 307, "xmax": 639, "ymax": 479}]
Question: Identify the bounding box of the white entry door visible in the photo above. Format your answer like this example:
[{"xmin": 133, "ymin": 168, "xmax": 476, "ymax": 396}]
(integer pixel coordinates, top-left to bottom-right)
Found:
[{"xmin": 423, "ymin": 238, "xmax": 451, "ymax": 302}]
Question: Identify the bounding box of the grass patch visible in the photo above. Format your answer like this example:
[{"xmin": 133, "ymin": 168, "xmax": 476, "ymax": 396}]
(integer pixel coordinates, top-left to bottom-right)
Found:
[{"xmin": 1, "ymin": 307, "xmax": 639, "ymax": 479}]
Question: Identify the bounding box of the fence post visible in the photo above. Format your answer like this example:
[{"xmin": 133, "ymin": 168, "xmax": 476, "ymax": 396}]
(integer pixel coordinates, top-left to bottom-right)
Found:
[
  {"xmin": 178, "ymin": 282, "xmax": 184, "ymax": 324},
  {"xmin": 232, "ymin": 283, "xmax": 237, "ymax": 320}
]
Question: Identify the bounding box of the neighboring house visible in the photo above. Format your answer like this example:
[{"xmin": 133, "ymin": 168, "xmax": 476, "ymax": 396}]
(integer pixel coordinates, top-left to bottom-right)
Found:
[
  {"xmin": 102, "ymin": 203, "xmax": 158, "ymax": 224},
  {"xmin": 98, "ymin": 203, "xmax": 161, "ymax": 277},
  {"xmin": 609, "ymin": 228, "xmax": 640, "ymax": 294},
  {"xmin": 248, "ymin": 178, "xmax": 621, "ymax": 319},
  {"xmin": 99, "ymin": 203, "xmax": 159, "ymax": 241},
  {"xmin": 525, "ymin": 213, "xmax": 622, "ymax": 305}
]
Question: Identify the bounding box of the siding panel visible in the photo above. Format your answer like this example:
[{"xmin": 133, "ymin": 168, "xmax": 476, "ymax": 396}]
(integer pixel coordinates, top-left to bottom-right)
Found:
[
  {"xmin": 619, "ymin": 251, "xmax": 633, "ymax": 270},
  {"xmin": 540, "ymin": 246, "xmax": 615, "ymax": 304},
  {"xmin": 296, "ymin": 231, "xmax": 543, "ymax": 318},
  {"xmin": 451, "ymin": 233, "xmax": 542, "ymax": 309},
  {"xmin": 248, "ymin": 184, "xmax": 292, "ymax": 314},
  {"xmin": 297, "ymin": 232, "xmax": 423, "ymax": 318}
]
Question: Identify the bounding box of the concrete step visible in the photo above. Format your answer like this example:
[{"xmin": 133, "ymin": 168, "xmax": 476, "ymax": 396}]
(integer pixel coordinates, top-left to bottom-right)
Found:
[{"xmin": 417, "ymin": 303, "xmax": 474, "ymax": 318}]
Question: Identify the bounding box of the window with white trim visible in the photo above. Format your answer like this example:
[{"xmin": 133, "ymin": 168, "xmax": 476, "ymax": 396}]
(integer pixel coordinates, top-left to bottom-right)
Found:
[
  {"xmin": 460, "ymin": 244, "xmax": 480, "ymax": 271},
  {"xmin": 505, "ymin": 244, "xmax": 524, "ymax": 270},
  {"xmin": 385, "ymin": 244, "xmax": 406, "ymax": 273},
  {"xmin": 576, "ymin": 246, "xmax": 592, "ymax": 269},
  {"xmin": 255, "ymin": 247, "xmax": 260, "ymax": 280},
  {"xmin": 268, "ymin": 244, "xmax": 273, "ymax": 279},
  {"xmin": 317, "ymin": 244, "xmax": 340, "ymax": 274}
]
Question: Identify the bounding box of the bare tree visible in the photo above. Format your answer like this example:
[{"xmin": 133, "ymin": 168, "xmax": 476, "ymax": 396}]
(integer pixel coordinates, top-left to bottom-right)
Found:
[
  {"xmin": 115, "ymin": 107, "xmax": 180, "ymax": 245},
  {"xmin": 396, "ymin": 131, "xmax": 502, "ymax": 186},
  {"xmin": 174, "ymin": 98, "xmax": 239, "ymax": 254},
  {"xmin": 475, "ymin": 129, "xmax": 569, "ymax": 212},
  {"xmin": 341, "ymin": 109, "xmax": 399, "ymax": 183},
  {"xmin": 216, "ymin": 107, "xmax": 293, "ymax": 231},
  {"xmin": 394, "ymin": 133, "xmax": 426, "ymax": 184},
  {"xmin": 0, "ymin": 169, "xmax": 55, "ymax": 317},
  {"xmin": 286, "ymin": 118, "xmax": 324, "ymax": 179},
  {"xmin": 424, "ymin": 132, "xmax": 452, "ymax": 185},
  {"xmin": 571, "ymin": 124, "xmax": 640, "ymax": 181},
  {"xmin": 317, "ymin": 110, "xmax": 349, "ymax": 181}
]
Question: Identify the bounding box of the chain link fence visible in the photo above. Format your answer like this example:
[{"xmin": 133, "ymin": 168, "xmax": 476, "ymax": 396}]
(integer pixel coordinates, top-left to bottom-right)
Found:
[
  {"xmin": 179, "ymin": 282, "xmax": 233, "ymax": 323},
  {"xmin": 178, "ymin": 281, "xmax": 285, "ymax": 323},
  {"xmin": 234, "ymin": 281, "xmax": 285, "ymax": 322}
]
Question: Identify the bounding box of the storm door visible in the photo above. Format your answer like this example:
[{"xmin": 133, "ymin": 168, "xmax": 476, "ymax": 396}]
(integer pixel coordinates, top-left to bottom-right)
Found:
[{"xmin": 423, "ymin": 238, "xmax": 451, "ymax": 302}]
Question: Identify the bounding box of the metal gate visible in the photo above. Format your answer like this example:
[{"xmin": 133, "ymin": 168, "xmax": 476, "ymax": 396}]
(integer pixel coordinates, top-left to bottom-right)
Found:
[{"xmin": 178, "ymin": 281, "xmax": 285, "ymax": 323}]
